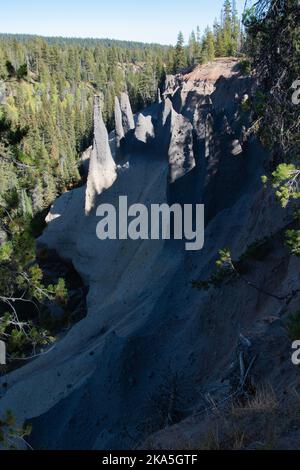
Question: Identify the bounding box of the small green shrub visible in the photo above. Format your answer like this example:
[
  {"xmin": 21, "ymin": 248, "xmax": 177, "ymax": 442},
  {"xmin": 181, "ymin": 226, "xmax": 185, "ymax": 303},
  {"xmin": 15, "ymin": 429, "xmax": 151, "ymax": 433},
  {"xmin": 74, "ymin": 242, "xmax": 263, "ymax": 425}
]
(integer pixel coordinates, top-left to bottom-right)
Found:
[
  {"xmin": 239, "ymin": 59, "xmax": 251, "ymax": 75},
  {"xmin": 254, "ymin": 90, "xmax": 267, "ymax": 116},
  {"xmin": 192, "ymin": 249, "xmax": 236, "ymax": 290},
  {"xmin": 285, "ymin": 229, "xmax": 300, "ymax": 256},
  {"xmin": 0, "ymin": 312, "xmax": 55, "ymax": 359},
  {"xmin": 0, "ymin": 410, "xmax": 32, "ymax": 449}
]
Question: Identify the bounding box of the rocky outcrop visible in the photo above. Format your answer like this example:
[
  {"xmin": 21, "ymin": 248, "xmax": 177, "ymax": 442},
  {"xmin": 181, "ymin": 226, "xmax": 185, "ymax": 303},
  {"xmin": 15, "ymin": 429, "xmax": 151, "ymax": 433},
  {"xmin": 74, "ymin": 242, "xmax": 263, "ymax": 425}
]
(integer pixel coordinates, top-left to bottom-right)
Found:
[
  {"xmin": 134, "ymin": 113, "xmax": 155, "ymax": 146},
  {"xmin": 114, "ymin": 96, "xmax": 125, "ymax": 157},
  {"xmin": 163, "ymin": 74, "xmax": 178, "ymax": 98},
  {"xmin": 155, "ymin": 97, "xmax": 174, "ymax": 156},
  {"xmin": 157, "ymin": 87, "xmax": 162, "ymax": 104},
  {"xmin": 79, "ymin": 145, "xmax": 92, "ymax": 175},
  {"xmin": 2, "ymin": 60, "xmax": 297, "ymax": 452},
  {"xmin": 161, "ymin": 97, "xmax": 174, "ymax": 127},
  {"xmin": 230, "ymin": 139, "xmax": 243, "ymax": 156},
  {"xmin": 85, "ymin": 96, "xmax": 116, "ymax": 214},
  {"xmin": 168, "ymin": 112, "xmax": 195, "ymax": 184},
  {"xmin": 120, "ymin": 92, "xmax": 135, "ymax": 134}
]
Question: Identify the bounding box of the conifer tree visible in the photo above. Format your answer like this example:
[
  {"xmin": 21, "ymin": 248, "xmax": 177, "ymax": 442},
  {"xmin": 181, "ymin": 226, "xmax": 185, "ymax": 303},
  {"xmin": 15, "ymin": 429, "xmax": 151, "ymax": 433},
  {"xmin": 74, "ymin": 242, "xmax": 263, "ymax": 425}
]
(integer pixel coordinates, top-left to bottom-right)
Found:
[
  {"xmin": 174, "ymin": 31, "xmax": 186, "ymax": 73},
  {"xmin": 202, "ymin": 27, "xmax": 215, "ymax": 62}
]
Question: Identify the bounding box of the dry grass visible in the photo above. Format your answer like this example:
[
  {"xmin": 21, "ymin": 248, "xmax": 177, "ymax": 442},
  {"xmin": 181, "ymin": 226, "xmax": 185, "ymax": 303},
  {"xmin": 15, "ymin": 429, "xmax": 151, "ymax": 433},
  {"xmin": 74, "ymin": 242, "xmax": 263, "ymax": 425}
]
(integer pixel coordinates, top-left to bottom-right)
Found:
[
  {"xmin": 199, "ymin": 385, "xmax": 280, "ymax": 450},
  {"xmin": 232, "ymin": 384, "xmax": 278, "ymax": 415},
  {"xmin": 200, "ymin": 422, "xmax": 246, "ymax": 450},
  {"xmin": 143, "ymin": 385, "xmax": 300, "ymax": 450}
]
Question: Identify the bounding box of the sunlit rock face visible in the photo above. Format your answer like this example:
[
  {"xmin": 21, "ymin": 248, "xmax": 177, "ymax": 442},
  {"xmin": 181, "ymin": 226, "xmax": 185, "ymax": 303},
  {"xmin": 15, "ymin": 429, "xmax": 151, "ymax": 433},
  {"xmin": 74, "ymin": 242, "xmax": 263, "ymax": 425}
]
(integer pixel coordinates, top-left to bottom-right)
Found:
[
  {"xmin": 120, "ymin": 92, "xmax": 135, "ymax": 134},
  {"xmin": 114, "ymin": 96, "xmax": 125, "ymax": 158},
  {"xmin": 157, "ymin": 87, "xmax": 162, "ymax": 104},
  {"xmin": 80, "ymin": 145, "xmax": 92, "ymax": 175},
  {"xmin": 85, "ymin": 96, "xmax": 116, "ymax": 214},
  {"xmin": 134, "ymin": 112, "xmax": 155, "ymax": 146}
]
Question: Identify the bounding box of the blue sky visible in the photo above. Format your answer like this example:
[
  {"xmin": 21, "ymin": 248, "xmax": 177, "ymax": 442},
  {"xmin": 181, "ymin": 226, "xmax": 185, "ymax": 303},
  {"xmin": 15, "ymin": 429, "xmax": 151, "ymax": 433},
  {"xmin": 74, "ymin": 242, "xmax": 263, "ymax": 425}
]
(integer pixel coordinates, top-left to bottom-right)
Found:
[{"xmin": 0, "ymin": 0, "xmax": 246, "ymax": 45}]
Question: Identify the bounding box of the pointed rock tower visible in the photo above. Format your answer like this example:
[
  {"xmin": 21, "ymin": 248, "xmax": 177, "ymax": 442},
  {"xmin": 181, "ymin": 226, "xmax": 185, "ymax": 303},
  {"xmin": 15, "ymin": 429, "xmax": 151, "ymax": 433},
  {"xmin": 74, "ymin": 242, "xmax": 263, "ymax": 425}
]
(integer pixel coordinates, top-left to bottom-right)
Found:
[
  {"xmin": 85, "ymin": 96, "xmax": 116, "ymax": 215},
  {"xmin": 168, "ymin": 111, "xmax": 196, "ymax": 184},
  {"xmin": 114, "ymin": 96, "xmax": 125, "ymax": 156},
  {"xmin": 155, "ymin": 97, "xmax": 175, "ymax": 157},
  {"xmin": 120, "ymin": 92, "xmax": 135, "ymax": 134},
  {"xmin": 134, "ymin": 113, "xmax": 155, "ymax": 145},
  {"xmin": 157, "ymin": 87, "xmax": 162, "ymax": 104}
]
